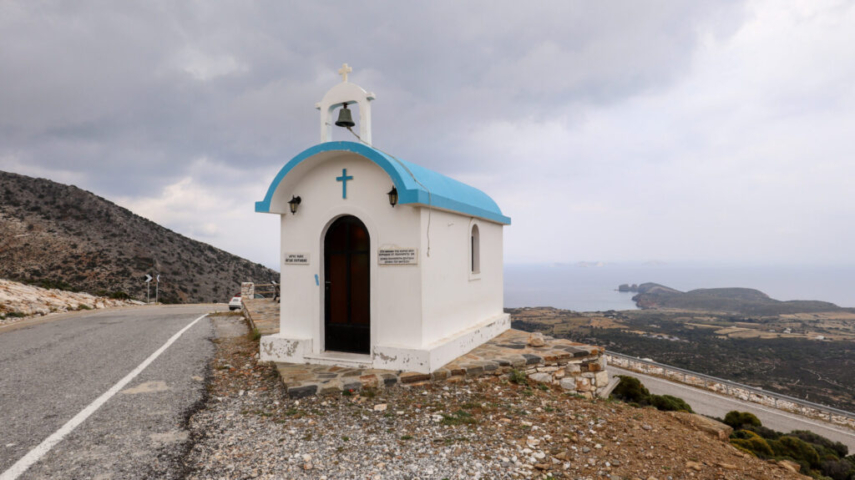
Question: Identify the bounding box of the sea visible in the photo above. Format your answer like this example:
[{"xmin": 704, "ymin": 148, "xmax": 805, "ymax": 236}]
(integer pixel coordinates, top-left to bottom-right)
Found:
[{"xmin": 504, "ymin": 263, "xmax": 855, "ymax": 312}]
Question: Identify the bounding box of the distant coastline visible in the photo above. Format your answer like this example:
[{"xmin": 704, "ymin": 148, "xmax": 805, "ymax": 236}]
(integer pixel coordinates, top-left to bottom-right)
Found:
[
  {"xmin": 504, "ymin": 263, "xmax": 855, "ymax": 312},
  {"xmin": 621, "ymin": 282, "xmax": 846, "ymax": 315}
]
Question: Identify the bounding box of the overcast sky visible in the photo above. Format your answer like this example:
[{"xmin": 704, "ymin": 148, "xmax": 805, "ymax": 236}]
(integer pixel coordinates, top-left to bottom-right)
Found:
[{"xmin": 2, "ymin": 1, "xmax": 854, "ymax": 269}]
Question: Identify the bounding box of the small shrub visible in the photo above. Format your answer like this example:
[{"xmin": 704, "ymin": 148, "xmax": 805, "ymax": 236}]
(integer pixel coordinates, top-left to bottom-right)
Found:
[
  {"xmin": 509, "ymin": 369, "xmax": 527, "ymax": 384},
  {"xmin": 7, "ymin": 312, "xmax": 26, "ymax": 318},
  {"xmin": 777, "ymin": 435, "xmax": 821, "ymax": 469},
  {"xmin": 723, "ymin": 411, "xmax": 762, "ymax": 429},
  {"xmin": 611, "ymin": 376, "xmax": 694, "ymax": 414},
  {"xmin": 77, "ymin": 304, "xmax": 92, "ymax": 311},
  {"xmin": 744, "ymin": 424, "xmax": 781, "ymax": 441},
  {"xmin": 649, "ymin": 394, "xmax": 693, "ymax": 413},
  {"xmin": 109, "ymin": 291, "xmax": 130, "ymax": 300},
  {"xmin": 788, "ymin": 430, "xmax": 848, "ymax": 458},
  {"xmin": 731, "ymin": 430, "xmax": 773, "ymax": 457},
  {"xmin": 611, "ymin": 376, "xmax": 651, "ymax": 403},
  {"xmin": 249, "ymin": 328, "xmax": 261, "ymax": 341},
  {"xmin": 820, "ymin": 458, "xmax": 855, "ymax": 480}
]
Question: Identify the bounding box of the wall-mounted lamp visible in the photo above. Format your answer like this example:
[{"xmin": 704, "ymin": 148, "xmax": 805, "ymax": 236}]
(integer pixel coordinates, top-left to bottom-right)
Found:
[
  {"xmin": 288, "ymin": 195, "xmax": 302, "ymax": 214},
  {"xmin": 387, "ymin": 186, "xmax": 398, "ymax": 207}
]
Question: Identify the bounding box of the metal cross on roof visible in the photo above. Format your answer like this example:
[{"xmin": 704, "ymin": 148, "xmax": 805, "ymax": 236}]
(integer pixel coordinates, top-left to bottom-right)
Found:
[{"xmin": 338, "ymin": 63, "xmax": 352, "ymax": 83}]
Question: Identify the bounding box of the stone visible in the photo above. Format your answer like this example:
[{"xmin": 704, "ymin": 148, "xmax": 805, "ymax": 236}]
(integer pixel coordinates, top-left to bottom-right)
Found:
[
  {"xmin": 359, "ymin": 374, "xmax": 379, "ymax": 388},
  {"xmin": 778, "ymin": 460, "xmax": 800, "ymax": 472},
  {"xmin": 342, "ymin": 382, "xmax": 362, "ymax": 392},
  {"xmin": 528, "ymin": 333, "xmax": 546, "ymax": 347},
  {"xmin": 559, "ymin": 378, "xmax": 577, "ymax": 391},
  {"xmin": 373, "ymin": 404, "xmax": 387, "ymax": 412},
  {"xmin": 595, "ymin": 370, "xmax": 610, "ymax": 386},
  {"xmin": 666, "ymin": 412, "xmax": 732, "ymax": 441},
  {"xmin": 529, "ymin": 373, "xmax": 553, "ymax": 384},
  {"xmin": 686, "ymin": 461, "xmax": 702, "ymax": 471},
  {"xmin": 288, "ymin": 384, "xmax": 318, "ymax": 398},
  {"xmin": 522, "ymin": 354, "xmax": 542, "ymax": 365},
  {"xmin": 381, "ymin": 374, "xmax": 398, "ymax": 387},
  {"xmin": 399, "ymin": 372, "xmax": 431, "ymax": 384}
]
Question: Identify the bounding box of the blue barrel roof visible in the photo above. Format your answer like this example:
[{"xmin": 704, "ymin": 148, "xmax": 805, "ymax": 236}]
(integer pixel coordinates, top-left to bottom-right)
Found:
[{"xmin": 255, "ymin": 141, "xmax": 510, "ymax": 225}]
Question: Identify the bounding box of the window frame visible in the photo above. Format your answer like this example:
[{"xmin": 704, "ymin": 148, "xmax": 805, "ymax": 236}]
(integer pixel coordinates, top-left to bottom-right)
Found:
[{"xmin": 469, "ymin": 221, "xmax": 481, "ymax": 280}]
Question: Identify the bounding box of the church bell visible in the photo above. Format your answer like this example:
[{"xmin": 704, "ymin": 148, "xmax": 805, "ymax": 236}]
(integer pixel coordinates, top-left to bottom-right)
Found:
[{"xmin": 335, "ymin": 104, "xmax": 356, "ymax": 128}]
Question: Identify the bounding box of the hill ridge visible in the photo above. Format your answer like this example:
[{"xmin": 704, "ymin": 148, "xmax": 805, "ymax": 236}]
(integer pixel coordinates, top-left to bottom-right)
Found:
[
  {"xmin": 0, "ymin": 170, "xmax": 277, "ymax": 303},
  {"xmin": 632, "ymin": 282, "xmax": 842, "ymax": 315}
]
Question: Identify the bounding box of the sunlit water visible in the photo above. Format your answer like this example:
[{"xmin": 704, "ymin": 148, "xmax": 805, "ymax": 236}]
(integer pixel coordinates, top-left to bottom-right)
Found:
[{"xmin": 504, "ymin": 263, "xmax": 855, "ymax": 312}]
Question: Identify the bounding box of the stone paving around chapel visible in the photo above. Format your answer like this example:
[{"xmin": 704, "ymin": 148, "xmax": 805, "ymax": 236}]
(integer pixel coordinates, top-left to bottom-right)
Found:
[
  {"xmin": 244, "ymin": 298, "xmax": 614, "ymax": 398},
  {"xmin": 276, "ymin": 329, "xmax": 612, "ymax": 398}
]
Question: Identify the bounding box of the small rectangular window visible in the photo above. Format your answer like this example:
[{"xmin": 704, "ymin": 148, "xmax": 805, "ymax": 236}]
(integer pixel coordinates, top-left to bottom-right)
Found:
[{"xmin": 471, "ymin": 224, "xmax": 480, "ymax": 274}]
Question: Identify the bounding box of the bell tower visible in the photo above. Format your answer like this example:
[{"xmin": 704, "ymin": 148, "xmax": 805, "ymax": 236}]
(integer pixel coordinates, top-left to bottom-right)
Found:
[{"xmin": 316, "ymin": 63, "xmax": 376, "ymax": 146}]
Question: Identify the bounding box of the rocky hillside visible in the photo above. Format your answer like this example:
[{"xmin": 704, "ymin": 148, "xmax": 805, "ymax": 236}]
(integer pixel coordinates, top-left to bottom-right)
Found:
[
  {"xmin": 632, "ymin": 282, "xmax": 843, "ymax": 315},
  {"xmin": 0, "ymin": 278, "xmax": 139, "ymax": 326},
  {"xmin": 0, "ymin": 171, "xmax": 277, "ymax": 304}
]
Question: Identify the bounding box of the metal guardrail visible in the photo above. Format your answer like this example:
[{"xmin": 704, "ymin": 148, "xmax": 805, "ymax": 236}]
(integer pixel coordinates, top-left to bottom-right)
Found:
[{"xmin": 605, "ymin": 350, "xmax": 855, "ymax": 422}]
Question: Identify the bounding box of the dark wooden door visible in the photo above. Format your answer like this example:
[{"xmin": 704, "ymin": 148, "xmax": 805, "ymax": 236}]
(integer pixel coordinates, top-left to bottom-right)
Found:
[{"xmin": 324, "ymin": 215, "xmax": 370, "ymax": 354}]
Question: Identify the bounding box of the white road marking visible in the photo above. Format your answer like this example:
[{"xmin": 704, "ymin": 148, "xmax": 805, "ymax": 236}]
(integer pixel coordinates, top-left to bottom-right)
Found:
[
  {"xmin": 0, "ymin": 314, "xmax": 208, "ymax": 480},
  {"xmin": 609, "ymin": 366, "xmax": 855, "ymax": 439}
]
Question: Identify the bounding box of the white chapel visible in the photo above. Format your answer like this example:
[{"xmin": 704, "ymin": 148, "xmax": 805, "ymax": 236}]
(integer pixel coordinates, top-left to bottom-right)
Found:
[{"xmin": 256, "ymin": 64, "xmax": 511, "ymax": 373}]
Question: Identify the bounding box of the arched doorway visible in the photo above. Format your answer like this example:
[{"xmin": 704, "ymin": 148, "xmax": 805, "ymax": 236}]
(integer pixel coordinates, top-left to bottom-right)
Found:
[{"xmin": 324, "ymin": 215, "xmax": 370, "ymax": 354}]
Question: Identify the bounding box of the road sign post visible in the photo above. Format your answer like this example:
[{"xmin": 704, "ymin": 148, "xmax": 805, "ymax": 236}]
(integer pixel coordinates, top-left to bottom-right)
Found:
[
  {"xmin": 155, "ymin": 275, "xmax": 160, "ymax": 304},
  {"xmin": 145, "ymin": 274, "xmax": 153, "ymax": 304}
]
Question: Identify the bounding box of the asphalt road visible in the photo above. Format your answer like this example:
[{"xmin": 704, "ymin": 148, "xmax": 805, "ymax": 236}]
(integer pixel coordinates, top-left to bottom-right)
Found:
[
  {"xmin": 0, "ymin": 305, "xmax": 224, "ymax": 479},
  {"xmin": 608, "ymin": 365, "xmax": 855, "ymax": 451}
]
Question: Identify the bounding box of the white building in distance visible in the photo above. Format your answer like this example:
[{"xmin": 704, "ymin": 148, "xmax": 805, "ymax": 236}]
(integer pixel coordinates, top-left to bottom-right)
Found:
[{"xmin": 255, "ymin": 65, "xmax": 511, "ymax": 373}]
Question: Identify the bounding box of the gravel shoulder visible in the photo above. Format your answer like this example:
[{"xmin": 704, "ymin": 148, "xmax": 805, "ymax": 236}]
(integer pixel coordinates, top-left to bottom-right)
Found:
[{"xmin": 184, "ymin": 319, "xmax": 805, "ymax": 480}]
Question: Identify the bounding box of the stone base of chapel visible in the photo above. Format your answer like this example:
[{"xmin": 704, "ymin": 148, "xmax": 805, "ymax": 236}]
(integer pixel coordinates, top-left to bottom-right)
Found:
[
  {"xmin": 273, "ymin": 328, "xmax": 613, "ymax": 399},
  {"xmin": 259, "ymin": 313, "xmax": 511, "ymax": 374},
  {"xmin": 245, "ymin": 299, "xmax": 613, "ymax": 399}
]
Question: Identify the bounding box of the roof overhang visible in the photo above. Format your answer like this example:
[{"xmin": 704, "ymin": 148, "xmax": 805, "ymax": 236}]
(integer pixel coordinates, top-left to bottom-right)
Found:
[{"xmin": 255, "ymin": 141, "xmax": 510, "ymax": 225}]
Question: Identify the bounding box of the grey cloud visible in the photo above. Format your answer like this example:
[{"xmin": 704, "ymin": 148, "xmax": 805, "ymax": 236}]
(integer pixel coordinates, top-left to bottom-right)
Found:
[{"xmin": 5, "ymin": 1, "xmax": 852, "ymax": 267}]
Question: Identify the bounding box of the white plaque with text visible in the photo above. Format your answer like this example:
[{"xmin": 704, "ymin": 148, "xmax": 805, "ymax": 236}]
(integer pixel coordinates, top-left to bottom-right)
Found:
[
  {"xmin": 284, "ymin": 253, "xmax": 310, "ymax": 265},
  {"xmin": 378, "ymin": 248, "xmax": 418, "ymax": 266}
]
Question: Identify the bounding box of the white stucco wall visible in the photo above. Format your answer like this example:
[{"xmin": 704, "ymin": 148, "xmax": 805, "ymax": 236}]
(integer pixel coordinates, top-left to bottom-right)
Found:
[{"xmin": 419, "ymin": 210, "xmax": 505, "ymax": 346}]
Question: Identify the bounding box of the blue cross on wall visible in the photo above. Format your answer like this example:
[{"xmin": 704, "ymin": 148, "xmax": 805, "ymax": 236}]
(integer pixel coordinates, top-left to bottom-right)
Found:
[{"xmin": 336, "ymin": 168, "xmax": 353, "ymax": 199}]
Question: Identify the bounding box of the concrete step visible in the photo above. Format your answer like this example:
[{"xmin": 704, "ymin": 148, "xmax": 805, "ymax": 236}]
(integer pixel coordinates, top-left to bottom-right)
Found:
[{"xmin": 303, "ymin": 351, "xmax": 373, "ymax": 369}]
